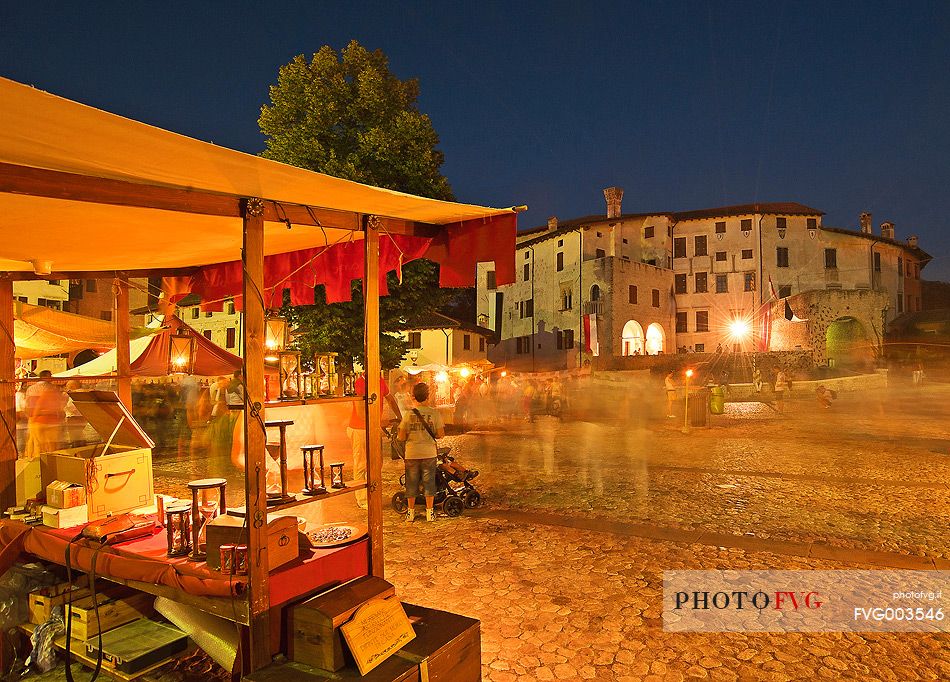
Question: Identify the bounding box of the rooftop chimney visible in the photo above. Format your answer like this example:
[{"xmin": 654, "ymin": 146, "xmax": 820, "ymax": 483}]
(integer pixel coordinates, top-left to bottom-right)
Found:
[
  {"xmin": 907, "ymin": 235, "xmax": 918, "ymax": 248},
  {"xmin": 603, "ymin": 186, "xmax": 624, "ymax": 219},
  {"xmin": 547, "ymin": 216, "xmax": 558, "ymax": 231},
  {"xmin": 859, "ymin": 212, "xmax": 872, "ymax": 234},
  {"xmin": 880, "ymin": 221, "xmax": 895, "ymax": 239}
]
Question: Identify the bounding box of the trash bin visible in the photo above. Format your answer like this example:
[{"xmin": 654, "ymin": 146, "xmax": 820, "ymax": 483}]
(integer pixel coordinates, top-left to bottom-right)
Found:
[
  {"xmin": 688, "ymin": 387, "xmax": 709, "ymax": 427},
  {"xmin": 709, "ymin": 385, "xmax": 725, "ymax": 415}
]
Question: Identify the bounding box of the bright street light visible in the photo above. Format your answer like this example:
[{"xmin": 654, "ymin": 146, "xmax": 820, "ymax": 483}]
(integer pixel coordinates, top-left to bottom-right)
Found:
[{"xmin": 728, "ymin": 318, "xmax": 751, "ymax": 340}]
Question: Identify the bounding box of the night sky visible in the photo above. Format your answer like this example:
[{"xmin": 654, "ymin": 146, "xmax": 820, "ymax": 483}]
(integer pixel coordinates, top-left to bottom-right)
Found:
[{"xmin": 3, "ymin": 2, "xmax": 949, "ymax": 278}]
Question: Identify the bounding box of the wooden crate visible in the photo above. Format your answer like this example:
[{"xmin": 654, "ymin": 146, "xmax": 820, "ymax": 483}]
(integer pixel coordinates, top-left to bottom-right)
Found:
[
  {"xmin": 68, "ymin": 587, "xmax": 154, "ymax": 642},
  {"xmin": 249, "ymin": 603, "xmax": 481, "ymax": 682},
  {"xmin": 205, "ymin": 514, "xmax": 298, "ymax": 572},
  {"xmin": 398, "ymin": 603, "xmax": 480, "ymax": 682},
  {"xmin": 290, "ymin": 576, "xmax": 395, "ymax": 672},
  {"xmin": 29, "ymin": 577, "xmax": 90, "ymax": 625}
]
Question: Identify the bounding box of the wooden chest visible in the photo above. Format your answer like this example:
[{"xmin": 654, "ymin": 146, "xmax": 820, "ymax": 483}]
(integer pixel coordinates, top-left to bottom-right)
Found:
[
  {"xmin": 249, "ymin": 603, "xmax": 481, "ymax": 682},
  {"xmin": 290, "ymin": 576, "xmax": 395, "ymax": 672},
  {"xmin": 68, "ymin": 586, "xmax": 154, "ymax": 641},
  {"xmin": 205, "ymin": 514, "xmax": 298, "ymax": 572},
  {"xmin": 397, "ymin": 603, "xmax": 481, "ymax": 682}
]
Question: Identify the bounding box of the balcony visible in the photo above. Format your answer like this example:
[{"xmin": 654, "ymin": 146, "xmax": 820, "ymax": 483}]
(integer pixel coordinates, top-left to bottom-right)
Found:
[{"xmin": 583, "ymin": 300, "xmax": 605, "ymax": 315}]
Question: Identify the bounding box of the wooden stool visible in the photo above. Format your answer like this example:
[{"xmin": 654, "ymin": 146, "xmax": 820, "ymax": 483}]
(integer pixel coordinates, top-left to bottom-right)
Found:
[
  {"xmin": 301, "ymin": 444, "xmax": 326, "ymax": 496},
  {"xmin": 265, "ymin": 419, "xmax": 295, "ymax": 505},
  {"xmin": 186, "ymin": 477, "xmax": 227, "ymax": 560}
]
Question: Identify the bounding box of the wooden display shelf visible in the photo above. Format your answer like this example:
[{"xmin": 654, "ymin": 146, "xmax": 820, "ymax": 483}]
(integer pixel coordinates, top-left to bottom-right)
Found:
[
  {"xmin": 231, "ymin": 481, "xmax": 368, "ymax": 515},
  {"xmin": 264, "ymin": 396, "xmax": 362, "ymax": 408},
  {"xmin": 19, "ymin": 622, "xmax": 195, "ymax": 682}
]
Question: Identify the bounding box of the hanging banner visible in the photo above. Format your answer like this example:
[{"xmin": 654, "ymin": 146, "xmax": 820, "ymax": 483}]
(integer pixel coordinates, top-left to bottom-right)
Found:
[{"xmin": 584, "ymin": 314, "xmax": 600, "ymax": 357}]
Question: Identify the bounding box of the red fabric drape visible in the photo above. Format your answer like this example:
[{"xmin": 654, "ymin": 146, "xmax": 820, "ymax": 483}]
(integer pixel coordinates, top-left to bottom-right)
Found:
[
  {"xmin": 425, "ymin": 213, "xmax": 517, "ymax": 287},
  {"xmin": 162, "ymin": 212, "xmax": 517, "ymax": 307}
]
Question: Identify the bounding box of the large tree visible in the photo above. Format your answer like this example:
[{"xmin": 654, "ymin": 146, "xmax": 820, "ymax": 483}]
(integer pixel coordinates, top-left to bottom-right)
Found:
[
  {"xmin": 260, "ymin": 40, "xmax": 453, "ymax": 200},
  {"xmin": 259, "ymin": 41, "xmax": 456, "ymax": 368}
]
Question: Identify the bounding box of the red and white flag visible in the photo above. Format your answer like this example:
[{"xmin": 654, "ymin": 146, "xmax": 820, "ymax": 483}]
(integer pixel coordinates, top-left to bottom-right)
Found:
[{"xmin": 583, "ymin": 314, "xmax": 600, "ymax": 357}]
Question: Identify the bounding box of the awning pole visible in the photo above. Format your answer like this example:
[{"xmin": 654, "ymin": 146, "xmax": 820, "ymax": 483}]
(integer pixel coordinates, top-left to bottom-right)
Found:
[
  {"xmin": 0, "ymin": 276, "xmax": 16, "ymax": 509},
  {"xmin": 241, "ymin": 198, "xmax": 271, "ymax": 670},
  {"xmin": 363, "ymin": 215, "xmax": 384, "ymax": 577},
  {"xmin": 113, "ymin": 277, "xmax": 132, "ymax": 409}
]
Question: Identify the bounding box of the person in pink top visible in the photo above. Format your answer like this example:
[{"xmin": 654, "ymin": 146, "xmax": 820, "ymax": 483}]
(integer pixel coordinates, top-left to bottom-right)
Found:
[{"xmin": 348, "ymin": 372, "xmax": 400, "ymax": 508}]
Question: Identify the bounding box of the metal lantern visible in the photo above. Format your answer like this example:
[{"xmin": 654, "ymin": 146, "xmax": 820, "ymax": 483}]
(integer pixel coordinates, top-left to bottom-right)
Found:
[
  {"xmin": 168, "ymin": 331, "xmax": 195, "ymax": 374},
  {"xmin": 264, "ymin": 315, "xmax": 287, "ymax": 353},
  {"xmin": 301, "ymin": 444, "xmax": 326, "ymax": 496},
  {"xmin": 187, "ymin": 478, "xmax": 227, "ymax": 561},
  {"xmin": 278, "ymin": 351, "xmax": 302, "ymax": 399},
  {"xmin": 165, "ymin": 503, "xmax": 192, "ymax": 557},
  {"xmin": 329, "ymin": 462, "xmax": 345, "ymax": 489}
]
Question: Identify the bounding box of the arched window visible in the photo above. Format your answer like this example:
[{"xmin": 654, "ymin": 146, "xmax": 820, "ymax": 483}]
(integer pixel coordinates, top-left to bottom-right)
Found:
[{"xmin": 590, "ymin": 284, "xmax": 601, "ymax": 301}]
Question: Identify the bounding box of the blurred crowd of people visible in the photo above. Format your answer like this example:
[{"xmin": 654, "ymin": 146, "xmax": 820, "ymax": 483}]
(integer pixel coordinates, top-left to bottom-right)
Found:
[{"xmin": 14, "ymin": 371, "xmax": 245, "ymax": 461}]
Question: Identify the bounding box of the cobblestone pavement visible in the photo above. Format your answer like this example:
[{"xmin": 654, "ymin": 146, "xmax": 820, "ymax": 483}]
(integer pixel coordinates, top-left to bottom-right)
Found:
[
  {"xmin": 50, "ymin": 379, "xmax": 946, "ymax": 680},
  {"xmin": 385, "ymin": 515, "xmax": 950, "ymax": 682},
  {"xmin": 377, "ymin": 379, "xmax": 950, "ymax": 680}
]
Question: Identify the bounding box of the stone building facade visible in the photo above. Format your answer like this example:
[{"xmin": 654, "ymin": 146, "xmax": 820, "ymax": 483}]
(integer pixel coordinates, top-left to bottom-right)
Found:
[{"xmin": 478, "ymin": 188, "xmax": 930, "ymax": 371}]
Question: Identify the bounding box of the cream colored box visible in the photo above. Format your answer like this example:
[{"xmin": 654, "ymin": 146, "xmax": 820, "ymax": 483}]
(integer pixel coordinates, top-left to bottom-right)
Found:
[
  {"xmin": 40, "ymin": 391, "xmax": 155, "ymax": 517},
  {"xmin": 46, "ymin": 480, "xmax": 87, "ymax": 509},
  {"xmin": 41, "ymin": 504, "xmax": 88, "ymax": 529},
  {"xmin": 15, "ymin": 458, "xmax": 42, "ymax": 505}
]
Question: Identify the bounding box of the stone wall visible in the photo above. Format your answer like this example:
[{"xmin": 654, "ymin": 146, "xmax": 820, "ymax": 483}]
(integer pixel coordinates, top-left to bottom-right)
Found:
[{"xmin": 769, "ymin": 288, "xmax": 888, "ymax": 364}]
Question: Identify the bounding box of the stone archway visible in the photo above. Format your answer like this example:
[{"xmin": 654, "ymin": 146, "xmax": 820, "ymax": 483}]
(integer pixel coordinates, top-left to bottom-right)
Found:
[
  {"xmin": 825, "ymin": 317, "xmax": 874, "ymax": 368},
  {"xmin": 621, "ymin": 320, "xmax": 645, "ymax": 356},
  {"xmin": 645, "ymin": 322, "xmax": 665, "ymax": 355}
]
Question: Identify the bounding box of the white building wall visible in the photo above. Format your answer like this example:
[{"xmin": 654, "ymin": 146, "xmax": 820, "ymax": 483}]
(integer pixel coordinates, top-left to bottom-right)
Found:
[{"xmin": 13, "ymin": 280, "xmax": 70, "ymax": 308}]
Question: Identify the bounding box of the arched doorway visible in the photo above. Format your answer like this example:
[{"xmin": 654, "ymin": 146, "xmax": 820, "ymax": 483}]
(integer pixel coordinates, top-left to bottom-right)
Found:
[
  {"xmin": 645, "ymin": 323, "xmax": 665, "ymax": 355},
  {"xmin": 590, "ymin": 284, "xmax": 601, "ymax": 301},
  {"xmin": 825, "ymin": 317, "xmax": 873, "ymax": 367},
  {"xmin": 621, "ymin": 320, "xmax": 645, "ymax": 356}
]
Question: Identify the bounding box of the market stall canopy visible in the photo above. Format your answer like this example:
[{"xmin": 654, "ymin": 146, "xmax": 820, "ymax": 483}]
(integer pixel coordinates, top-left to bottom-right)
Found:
[
  {"xmin": 57, "ymin": 317, "xmax": 241, "ymax": 378},
  {"xmin": 13, "ymin": 301, "xmax": 118, "ymax": 359},
  {"xmin": 0, "ymin": 77, "xmax": 520, "ymax": 285}
]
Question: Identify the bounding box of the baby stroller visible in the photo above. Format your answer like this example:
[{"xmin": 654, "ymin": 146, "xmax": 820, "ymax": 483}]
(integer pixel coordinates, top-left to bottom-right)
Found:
[{"xmin": 388, "ymin": 429, "xmax": 483, "ymax": 517}]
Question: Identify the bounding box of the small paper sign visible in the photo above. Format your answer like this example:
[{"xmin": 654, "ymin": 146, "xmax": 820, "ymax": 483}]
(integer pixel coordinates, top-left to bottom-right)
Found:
[{"xmin": 340, "ymin": 597, "xmax": 416, "ymax": 676}]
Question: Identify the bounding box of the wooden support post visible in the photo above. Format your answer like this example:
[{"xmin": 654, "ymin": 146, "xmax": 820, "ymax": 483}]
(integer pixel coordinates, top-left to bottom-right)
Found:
[
  {"xmin": 363, "ymin": 216, "xmax": 384, "ymax": 578},
  {"xmin": 242, "ymin": 198, "xmax": 271, "ymax": 670},
  {"xmin": 113, "ymin": 277, "xmax": 132, "ymax": 409},
  {"xmin": 0, "ymin": 277, "xmax": 15, "ymax": 510}
]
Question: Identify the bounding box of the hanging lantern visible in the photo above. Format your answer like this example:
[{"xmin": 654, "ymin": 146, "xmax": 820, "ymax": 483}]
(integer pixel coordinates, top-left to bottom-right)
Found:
[
  {"xmin": 168, "ymin": 331, "xmax": 195, "ymax": 374},
  {"xmin": 265, "ymin": 316, "xmax": 287, "ymax": 353},
  {"xmin": 165, "ymin": 503, "xmax": 192, "ymax": 557}
]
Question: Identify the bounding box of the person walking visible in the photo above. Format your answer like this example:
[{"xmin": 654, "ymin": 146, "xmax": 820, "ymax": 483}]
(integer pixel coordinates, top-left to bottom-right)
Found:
[
  {"xmin": 25, "ymin": 370, "xmax": 66, "ymax": 457},
  {"xmin": 665, "ymin": 371, "xmax": 677, "ymax": 418},
  {"xmin": 397, "ymin": 382, "xmax": 444, "ymax": 522},
  {"xmin": 774, "ymin": 369, "xmax": 788, "ymax": 413},
  {"xmin": 348, "ymin": 372, "xmax": 400, "ymax": 509}
]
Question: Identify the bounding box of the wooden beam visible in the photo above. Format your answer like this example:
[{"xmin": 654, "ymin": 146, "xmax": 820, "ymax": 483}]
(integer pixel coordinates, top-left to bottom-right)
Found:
[
  {"xmin": 363, "ymin": 216, "xmax": 384, "ymax": 578},
  {"xmin": 0, "ymin": 162, "xmax": 441, "ymax": 237},
  {"xmin": 113, "ymin": 278, "xmax": 132, "ymax": 409},
  {"xmin": 0, "ymin": 277, "xmax": 15, "ymax": 510},
  {"xmin": 8, "ymin": 267, "xmax": 197, "ymax": 282},
  {"xmin": 241, "ymin": 197, "xmax": 271, "ymax": 671}
]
